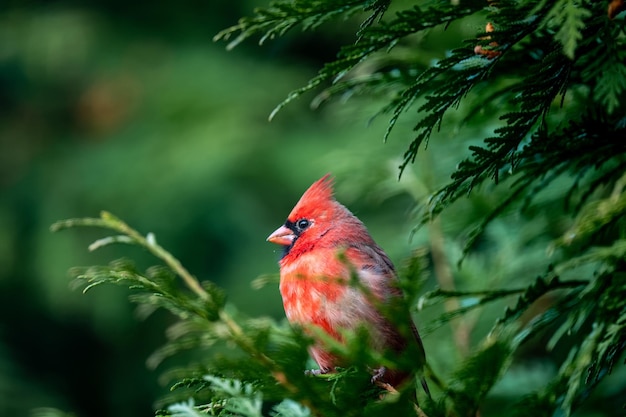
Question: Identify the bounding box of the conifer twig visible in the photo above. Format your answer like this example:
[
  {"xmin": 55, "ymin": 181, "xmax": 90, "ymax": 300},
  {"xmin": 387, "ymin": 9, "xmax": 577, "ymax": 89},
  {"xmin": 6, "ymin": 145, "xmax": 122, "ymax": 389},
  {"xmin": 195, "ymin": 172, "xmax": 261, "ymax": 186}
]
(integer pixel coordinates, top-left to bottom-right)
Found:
[
  {"xmin": 51, "ymin": 211, "xmax": 310, "ymax": 410},
  {"xmin": 52, "ymin": 211, "xmax": 209, "ymax": 300}
]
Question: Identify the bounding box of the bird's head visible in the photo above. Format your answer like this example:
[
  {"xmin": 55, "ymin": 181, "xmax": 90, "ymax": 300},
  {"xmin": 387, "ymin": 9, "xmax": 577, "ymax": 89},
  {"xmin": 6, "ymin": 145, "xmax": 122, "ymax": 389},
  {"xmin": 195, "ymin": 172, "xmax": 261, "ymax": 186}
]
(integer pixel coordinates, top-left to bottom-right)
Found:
[{"xmin": 267, "ymin": 174, "xmax": 343, "ymax": 255}]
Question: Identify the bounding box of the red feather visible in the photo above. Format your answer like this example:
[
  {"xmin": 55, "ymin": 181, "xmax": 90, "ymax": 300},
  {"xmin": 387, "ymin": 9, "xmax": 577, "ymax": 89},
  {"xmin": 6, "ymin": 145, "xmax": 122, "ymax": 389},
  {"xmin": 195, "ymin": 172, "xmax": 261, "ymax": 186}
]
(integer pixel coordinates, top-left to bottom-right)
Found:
[{"xmin": 268, "ymin": 174, "xmax": 427, "ymax": 389}]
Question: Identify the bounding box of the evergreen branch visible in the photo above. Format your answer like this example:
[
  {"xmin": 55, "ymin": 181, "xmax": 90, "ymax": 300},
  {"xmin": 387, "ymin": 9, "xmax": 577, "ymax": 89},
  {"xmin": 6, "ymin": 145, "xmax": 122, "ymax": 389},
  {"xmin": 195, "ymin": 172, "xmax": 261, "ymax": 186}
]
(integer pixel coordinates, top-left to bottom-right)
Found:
[
  {"xmin": 515, "ymin": 114, "xmax": 626, "ymax": 214},
  {"xmin": 201, "ymin": 375, "xmax": 264, "ymax": 417},
  {"xmin": 309, "ymin": 65, "xmax": 418, "ymax": 111},
  {"xmin": 424, "ymin": 3, "xmax": 621, "ymax": 217},
  {"xmin": 146, "ymin": 320, "xmax": 224, "ymax": 369},
  {"xmin": 52, "ymin": 211, "xmax": 209, "ymax": 300},
  {"xmin": 420, "ymin": 277, "xmax": 587, "ymax": 333},
  {"xmin": 573, "ymin": 160, "xmax": 626, "ymax": 214},
  {"xmin": 452, "ymin": 116, "xmax": 625, "ymax": 257},
  {"xmin": 214, "ymin": 0, "xmax": 390, "ymax": 50},
  {"xmin": 447, "ymin": 339, "xmax": 514, "ymax": 416},
  {"xmin": 522, "ymin": 267, "xmax": 626, "ymax": 416},
  {"xmin": 271, "ymin": 399, "xmax": 312, "ymax": 417},
  {"xmin": 166, "ymin": 398, "xmax": 209, "ymax": 417},
  {"xmin": 557, "ymin": 324, "xmax": 605, "ymax": 416},
  {"xmin": 269, "ymin": 0, "xmax": 486, "ymax": 120},
  {"xmin": 421, "ymin": 287, "xmax": 526, "ymax": 302},
  {"xmin": 67, "ymin": 260, "xmax": 221, "ymax": 320},
  {"xmin": 393, "ymin": 51, "xmax": 492, "ymax": 171},
  {"xmin": 495, "ymin": 275, "xmax": 587, "ymax": 329},
  {"xmin": 579, "ymin": 18, "xmax": 626, "ymax": 114},
  {"xmin": 595, "ymin": 60, "xmax": 626, "ymax": 114},
  {"xmin": 552, "ymin": 174, "xmax": 626, "ymax": 249},
  {"xmin": 470, "ymin": 262, "xmax": 626, "ymax": 416},
  {"xmin": 553, "ymin": 240, "xmax": 626, "ymax": 274},
  {"xmin": 456, "ymin": 179, "xmax": 531, "ymax": 263},
  {"xmin": 393, "ymin": 0, "xmax": 546, "ymax": 175},
  {"xmin": 488, "ymin": 235, "xmax": 626, "ymax": 416},
  {"xmin": 432, "ymin": 48, "xmax": 571, "ymax": 209},
  {"xmin": 424, "ymin": 81, "xmax": 626, "ymax": 247},
  {"xmin": 52, "ymin": 213, "xmax": 433, "ymax": 416},
  {"xmin": 540, "ymin": 0, "xmax": 592, "ymax": 59},
  {"xmin": 51, "ymin": 212, "xmax": 307, "ymax": 406}
]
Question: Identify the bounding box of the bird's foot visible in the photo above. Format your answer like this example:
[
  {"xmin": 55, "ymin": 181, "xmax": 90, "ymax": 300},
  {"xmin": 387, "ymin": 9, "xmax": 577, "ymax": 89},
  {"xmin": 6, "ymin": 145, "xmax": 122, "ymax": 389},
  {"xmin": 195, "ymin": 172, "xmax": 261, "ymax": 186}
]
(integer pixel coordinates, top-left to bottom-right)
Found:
[
  {"xmin": 370, "ymin": 367, "xmax": 397, "ymax": 393},
  {"xmin": 305, "ymin": 368, "xmax": 331, "ymax": 377},
  {"xmin": 370, "ymin": 366, "xmax": 387, "ymax": 384}
]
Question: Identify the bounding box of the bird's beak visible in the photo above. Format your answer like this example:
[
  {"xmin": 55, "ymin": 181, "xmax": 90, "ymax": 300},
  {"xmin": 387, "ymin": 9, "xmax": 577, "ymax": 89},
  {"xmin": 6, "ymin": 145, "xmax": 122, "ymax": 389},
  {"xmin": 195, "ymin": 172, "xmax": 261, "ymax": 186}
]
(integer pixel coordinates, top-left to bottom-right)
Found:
[{"xmin": 267, "ymin": 225, "xmax": 295, "ymax": 246}]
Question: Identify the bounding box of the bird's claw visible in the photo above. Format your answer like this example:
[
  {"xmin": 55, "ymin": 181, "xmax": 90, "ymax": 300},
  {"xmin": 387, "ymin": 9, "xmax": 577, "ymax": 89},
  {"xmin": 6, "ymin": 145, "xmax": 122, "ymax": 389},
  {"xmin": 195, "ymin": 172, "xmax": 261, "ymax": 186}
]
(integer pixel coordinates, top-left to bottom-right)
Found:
[
  {"xmin": 370, "ymin": 366, "xmax": 387, "ymax": 384},
  {"xmin": 305, "ymin": 368, "xmax": 330, "ymax": 377},
  {"xmin": 370, "ymin": 366, "xmax": 397, "ymax": 393}
]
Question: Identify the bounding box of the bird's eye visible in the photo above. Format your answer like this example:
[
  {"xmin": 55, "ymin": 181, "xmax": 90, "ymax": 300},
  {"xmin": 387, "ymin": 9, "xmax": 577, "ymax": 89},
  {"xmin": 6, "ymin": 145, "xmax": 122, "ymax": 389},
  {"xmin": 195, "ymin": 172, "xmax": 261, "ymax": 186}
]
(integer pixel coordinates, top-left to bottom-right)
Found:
[{"xmin": 296, "ymin": 219, "xmax": 310, "ymax": 231}]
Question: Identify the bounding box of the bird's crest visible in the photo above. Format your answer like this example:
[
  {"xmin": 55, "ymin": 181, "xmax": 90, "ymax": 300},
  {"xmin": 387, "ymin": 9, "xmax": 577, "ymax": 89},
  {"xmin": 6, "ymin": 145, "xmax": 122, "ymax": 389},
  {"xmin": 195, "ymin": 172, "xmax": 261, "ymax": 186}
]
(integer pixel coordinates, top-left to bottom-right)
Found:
[{"xmin": 288, "ymin": 174, "xmax": 335, "ymax": 221}]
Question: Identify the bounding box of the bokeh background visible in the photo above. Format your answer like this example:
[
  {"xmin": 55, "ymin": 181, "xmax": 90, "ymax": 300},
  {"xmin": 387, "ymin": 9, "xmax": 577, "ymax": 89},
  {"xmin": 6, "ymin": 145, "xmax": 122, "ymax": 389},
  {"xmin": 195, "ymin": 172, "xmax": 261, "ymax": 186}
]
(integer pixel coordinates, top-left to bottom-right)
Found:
[
  {"xmin": 0, "ymin": 1, "xmax": 430, "ymax": 415},
  {"xmin": 2, "ymin": 1, "xmax": 623, "ymax": 416}
]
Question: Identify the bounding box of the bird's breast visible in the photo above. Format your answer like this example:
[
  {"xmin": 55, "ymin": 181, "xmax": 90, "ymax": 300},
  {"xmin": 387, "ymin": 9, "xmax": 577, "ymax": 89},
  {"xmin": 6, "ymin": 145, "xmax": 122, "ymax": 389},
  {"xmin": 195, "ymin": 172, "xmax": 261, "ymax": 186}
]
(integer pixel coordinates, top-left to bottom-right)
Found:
[
  {"xmin": 279, "ymin": 271, "xmax": 347, "ymax": 338},
  {"xmin": 278, "ymin": 249, "xmax": 383, "ymax": 342}
]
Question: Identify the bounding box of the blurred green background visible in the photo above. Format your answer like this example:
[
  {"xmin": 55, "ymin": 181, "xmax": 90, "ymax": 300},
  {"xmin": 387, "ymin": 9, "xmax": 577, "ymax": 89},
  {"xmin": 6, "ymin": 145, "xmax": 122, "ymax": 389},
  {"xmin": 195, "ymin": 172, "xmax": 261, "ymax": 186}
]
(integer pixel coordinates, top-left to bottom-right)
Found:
[
  {"xmin": 0, "ymin": 1, "xmax": 431, "ymax": 415},
  {"xmin": 1, "ymin": 1, "xmax": 622, "ymax": 416}
]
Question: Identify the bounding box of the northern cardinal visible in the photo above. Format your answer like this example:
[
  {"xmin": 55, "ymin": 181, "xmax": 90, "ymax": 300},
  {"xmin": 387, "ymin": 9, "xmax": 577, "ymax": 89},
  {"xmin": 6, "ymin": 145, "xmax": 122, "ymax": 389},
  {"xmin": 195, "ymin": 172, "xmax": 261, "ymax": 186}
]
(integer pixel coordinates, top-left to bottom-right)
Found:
[{"xmin": 267, "ymin": 174, "xmax": 427, "ymax": 390}]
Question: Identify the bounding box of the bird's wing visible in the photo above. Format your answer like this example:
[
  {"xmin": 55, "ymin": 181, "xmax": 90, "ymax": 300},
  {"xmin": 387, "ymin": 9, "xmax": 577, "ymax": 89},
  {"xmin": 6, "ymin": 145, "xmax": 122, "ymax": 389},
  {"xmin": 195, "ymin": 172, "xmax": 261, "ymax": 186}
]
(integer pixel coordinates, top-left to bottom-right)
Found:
[{"xmin": 346, "ymin": 242, "xmax": 429, "ymax": 370}]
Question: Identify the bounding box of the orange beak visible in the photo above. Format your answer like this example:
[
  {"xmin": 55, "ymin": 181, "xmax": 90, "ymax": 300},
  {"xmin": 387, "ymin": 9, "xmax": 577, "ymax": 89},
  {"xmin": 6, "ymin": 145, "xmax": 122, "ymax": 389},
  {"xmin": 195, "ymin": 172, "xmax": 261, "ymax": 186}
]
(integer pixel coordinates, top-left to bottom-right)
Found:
[{"xmin": 267, "ymin": 225, "xmax": 296, "ymax": 246}]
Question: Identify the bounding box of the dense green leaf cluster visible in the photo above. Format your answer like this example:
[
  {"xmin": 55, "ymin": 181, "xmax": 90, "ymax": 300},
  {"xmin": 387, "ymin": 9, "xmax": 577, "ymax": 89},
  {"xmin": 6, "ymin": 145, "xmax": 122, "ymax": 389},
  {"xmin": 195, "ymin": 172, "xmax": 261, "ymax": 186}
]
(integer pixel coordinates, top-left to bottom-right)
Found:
[
  {"xmin": 220, "ymin": 3, "xmax": 626, "ymax": 415},
  {"xmin": 52, "ymin": 213, "xmax": 428, "ymax": 416}
]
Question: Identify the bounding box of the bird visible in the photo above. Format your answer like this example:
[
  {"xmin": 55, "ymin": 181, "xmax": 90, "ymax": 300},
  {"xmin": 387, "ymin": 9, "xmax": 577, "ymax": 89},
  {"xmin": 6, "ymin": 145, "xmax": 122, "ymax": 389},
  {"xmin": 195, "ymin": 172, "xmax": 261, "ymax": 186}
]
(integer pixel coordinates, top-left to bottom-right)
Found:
[{"xmin": 267, "ymin": 174, "xmax": 427, "ymax": 391}]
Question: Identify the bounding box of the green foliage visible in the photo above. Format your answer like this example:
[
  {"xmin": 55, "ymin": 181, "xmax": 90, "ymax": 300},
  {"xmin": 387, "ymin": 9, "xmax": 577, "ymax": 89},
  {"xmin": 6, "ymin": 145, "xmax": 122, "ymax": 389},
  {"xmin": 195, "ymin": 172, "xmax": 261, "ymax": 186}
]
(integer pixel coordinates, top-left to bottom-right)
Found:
[
  {"xmin": 540, "ymin": 0, "xmax": 592, "ymax": 59},
  {"xmin": 219, "ymin": 0, "xmax": 626, "ymax": 227},
  {"xmin": 214, "ymin": 0, "xmax": 391, "ymax": 49},
  {"xmin": 215, "ymin": 0, "xmax": 625, "ymax": 415},
  {"xmin": 162, "ymin": 381, "xmax": 311, "ymax": 417},
  {"xmin": 448, "ymin": 339, "xmax": 514, "ymax": 414},
  {"xmin": 51, "ymin": 212, "xmax": 428, "ymax": 417},
  {"xmin": 45, "ymin": 0, "xmax": 626, "ymax": 416}
]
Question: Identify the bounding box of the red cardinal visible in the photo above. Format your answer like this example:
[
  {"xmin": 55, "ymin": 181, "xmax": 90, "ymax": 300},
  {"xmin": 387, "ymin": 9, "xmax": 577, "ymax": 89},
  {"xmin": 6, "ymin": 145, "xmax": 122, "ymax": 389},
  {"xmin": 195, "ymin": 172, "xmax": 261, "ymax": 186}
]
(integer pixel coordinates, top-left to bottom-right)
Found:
[{"xmin": 267, "ymin": 174, "xmax": 427, "ymax": 390}]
